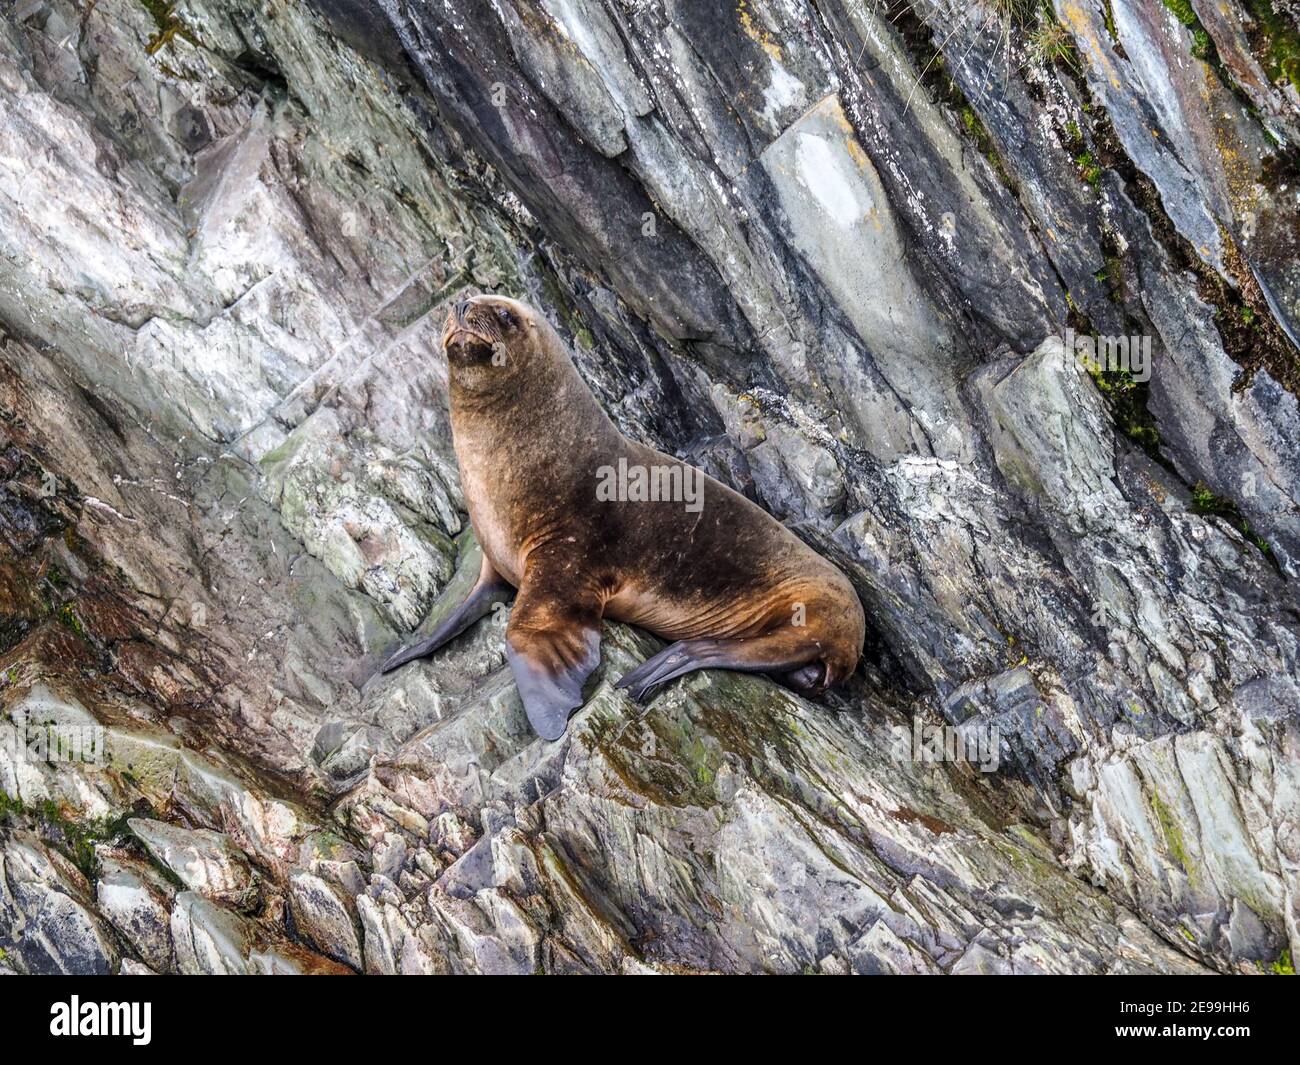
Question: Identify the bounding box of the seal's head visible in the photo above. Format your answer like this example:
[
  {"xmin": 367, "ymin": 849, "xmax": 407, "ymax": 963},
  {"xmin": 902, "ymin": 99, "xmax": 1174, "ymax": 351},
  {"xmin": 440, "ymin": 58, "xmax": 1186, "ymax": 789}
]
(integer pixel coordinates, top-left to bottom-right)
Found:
[{"xmin": 442, "ymin": 293, "xmax": 547, "ymax": 389}]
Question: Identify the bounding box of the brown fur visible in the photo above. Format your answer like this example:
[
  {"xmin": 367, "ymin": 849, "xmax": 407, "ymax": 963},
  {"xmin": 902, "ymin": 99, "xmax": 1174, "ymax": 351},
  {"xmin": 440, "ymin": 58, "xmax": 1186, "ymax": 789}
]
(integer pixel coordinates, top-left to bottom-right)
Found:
[{"xmin": 444, "ymin": 295, "xmax": 865, "ymax": 691}]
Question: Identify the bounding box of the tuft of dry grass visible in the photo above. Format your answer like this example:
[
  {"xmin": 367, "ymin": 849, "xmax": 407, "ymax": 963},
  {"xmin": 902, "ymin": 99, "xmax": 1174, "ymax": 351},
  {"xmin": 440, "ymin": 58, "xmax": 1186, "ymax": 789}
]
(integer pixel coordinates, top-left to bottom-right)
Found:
[{"xmin": 1026, "ymin": 5, "xmax": 1079, "ymax": 70}]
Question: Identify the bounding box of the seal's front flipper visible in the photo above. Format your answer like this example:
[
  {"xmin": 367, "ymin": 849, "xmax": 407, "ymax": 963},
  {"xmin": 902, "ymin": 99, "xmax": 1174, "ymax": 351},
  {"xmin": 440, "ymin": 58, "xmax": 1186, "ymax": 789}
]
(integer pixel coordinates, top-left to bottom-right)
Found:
[
  {"xmin": 615, "ymin": 632, "xmax": 818, "ymax": 704},
  {"xmin": 506, "ymin": 632, "xmax": 601, "ymax": 741},
  {"xmin": 379, "ymin": 557, "xmax": 512, "ymax": 674},
  {"xmin": 505, "ymin": 554, "xmax": 604, "ymax": 740}
]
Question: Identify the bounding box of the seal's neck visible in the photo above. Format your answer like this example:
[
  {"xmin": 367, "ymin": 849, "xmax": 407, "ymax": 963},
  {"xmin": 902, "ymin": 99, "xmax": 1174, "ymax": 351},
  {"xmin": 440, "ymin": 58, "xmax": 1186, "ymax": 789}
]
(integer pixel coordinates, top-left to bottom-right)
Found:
[
  {"xmin": 453, "ymin": 330, "xmax": 579, "ymax": 402},
  {"xmin": 456, "ymin": 351, "xmax": 617, "ymax": 475}
]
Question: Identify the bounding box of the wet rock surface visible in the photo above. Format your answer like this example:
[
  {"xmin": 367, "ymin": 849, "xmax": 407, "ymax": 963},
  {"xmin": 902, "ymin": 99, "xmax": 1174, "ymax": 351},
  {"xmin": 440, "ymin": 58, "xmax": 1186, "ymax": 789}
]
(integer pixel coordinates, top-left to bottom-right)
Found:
[{"xmin": 0, "ymin": 0, "xmax": 1296, "ymax": 973}]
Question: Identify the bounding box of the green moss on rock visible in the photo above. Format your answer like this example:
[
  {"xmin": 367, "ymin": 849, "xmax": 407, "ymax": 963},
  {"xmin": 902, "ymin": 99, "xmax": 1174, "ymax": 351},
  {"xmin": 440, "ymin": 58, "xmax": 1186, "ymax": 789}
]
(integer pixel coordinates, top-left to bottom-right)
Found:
[
  {"xmin": 1190, "ymin": 481, "xmax": 1274, "ymax": 557},
  {"xmin": 0, "ymin": 790, "xmax": 129, "ymax": 878},
  {"xmin": 137, "ymin": 0, "xmax": 199, "ymax": 57},
  {"xmin": 1150, "ymin": 791, "xmax": 1194, "ymax": 880},
  {"xmin": 1161, "ymin": 0, "xmax": 1213, "ymax": 59},
  {"xmin": 1243, "ymin": 0, "xmax": 1300, "ymax": 92}
]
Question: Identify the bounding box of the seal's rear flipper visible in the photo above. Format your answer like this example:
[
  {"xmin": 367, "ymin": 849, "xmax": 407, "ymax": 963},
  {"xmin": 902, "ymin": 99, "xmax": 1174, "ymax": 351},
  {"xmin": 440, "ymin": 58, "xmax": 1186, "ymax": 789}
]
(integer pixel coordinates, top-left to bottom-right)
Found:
[
  {"xmin": 615, "ymin": 633, "xmax": 819, "ymax": 704},
  {"xmin": 780, "ymin": 662, "xmax": 829, "ymax": 695},
  {"xmin": 378, "ymin": 558, "xmax": 512, "ymax": 674}
]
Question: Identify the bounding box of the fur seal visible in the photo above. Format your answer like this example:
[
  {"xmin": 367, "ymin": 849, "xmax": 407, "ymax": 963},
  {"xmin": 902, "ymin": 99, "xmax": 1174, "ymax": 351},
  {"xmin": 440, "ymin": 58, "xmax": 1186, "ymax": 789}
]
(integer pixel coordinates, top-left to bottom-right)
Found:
[{"xmin": 380, "ymin": 295, "xmax": 865, "ymax": 740}]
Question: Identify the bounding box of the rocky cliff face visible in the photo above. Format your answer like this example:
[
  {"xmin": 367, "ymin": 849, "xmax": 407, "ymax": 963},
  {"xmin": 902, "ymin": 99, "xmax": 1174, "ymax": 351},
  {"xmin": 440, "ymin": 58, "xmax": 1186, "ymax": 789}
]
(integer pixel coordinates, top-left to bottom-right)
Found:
[{"xmin": 0, "ymin": 0, "xmax": 1297, "ymax": 974}]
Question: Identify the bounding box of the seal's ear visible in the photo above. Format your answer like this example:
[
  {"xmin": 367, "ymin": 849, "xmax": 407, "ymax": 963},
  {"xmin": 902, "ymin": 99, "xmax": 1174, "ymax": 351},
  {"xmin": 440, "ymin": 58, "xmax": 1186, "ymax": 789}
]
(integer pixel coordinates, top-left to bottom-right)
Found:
[{"xmin": 504, "ymin": 553, "xmax": 603, "ymax": 740}]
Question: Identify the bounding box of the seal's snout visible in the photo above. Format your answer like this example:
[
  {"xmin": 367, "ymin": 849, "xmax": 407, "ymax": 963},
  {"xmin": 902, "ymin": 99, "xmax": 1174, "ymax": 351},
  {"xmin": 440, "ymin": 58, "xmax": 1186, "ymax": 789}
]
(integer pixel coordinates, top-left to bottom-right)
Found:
[
  {"xmin": 444, "ymin": 296, "xmax": 488, "ymax": 359},
  {"xmin": 444, "ymin": 294, "xmax": 480, "ymax": 338},
  {"xmin": 443, "ymin": 294, "xmax": 509, "ymax": 367},
  {"xmin": 445, "ymin": 329, "xmax": 491, "ymax": 361}
]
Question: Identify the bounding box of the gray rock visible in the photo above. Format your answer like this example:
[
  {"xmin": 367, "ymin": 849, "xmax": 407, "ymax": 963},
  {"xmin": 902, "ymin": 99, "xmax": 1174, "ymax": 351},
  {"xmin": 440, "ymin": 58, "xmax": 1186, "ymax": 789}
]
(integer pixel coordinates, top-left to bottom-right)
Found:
[
  {"xmin": 170, "ymin": 892, "xmax": 255, "ymax": 976},
  {"xmin": 288, "ymin": 870, "xmax": 363, "ymax": 971},
  {"xmin": 128, "ymin": 819, "xmax": 257, "ymax": 909},
  {"xmin": 96, "ymin": 854, "xmax": 177, "ymax": 973},
  {"xmin": 0, "ymin": 835, "xmax": 117, "ymax": 975}
]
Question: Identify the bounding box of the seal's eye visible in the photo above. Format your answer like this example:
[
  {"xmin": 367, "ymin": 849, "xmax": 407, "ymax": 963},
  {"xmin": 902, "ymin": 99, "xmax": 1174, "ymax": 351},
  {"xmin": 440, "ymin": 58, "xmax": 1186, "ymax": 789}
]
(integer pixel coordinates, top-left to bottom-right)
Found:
[{"xmin": 495, "ymin": 306, "xmax": 514, "ymax": 328}]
